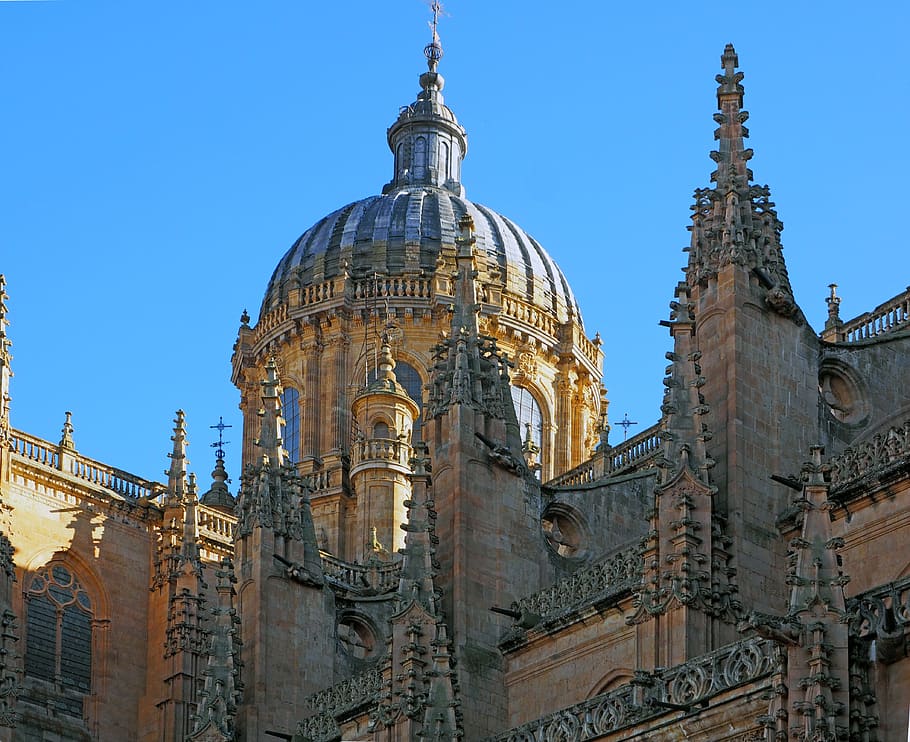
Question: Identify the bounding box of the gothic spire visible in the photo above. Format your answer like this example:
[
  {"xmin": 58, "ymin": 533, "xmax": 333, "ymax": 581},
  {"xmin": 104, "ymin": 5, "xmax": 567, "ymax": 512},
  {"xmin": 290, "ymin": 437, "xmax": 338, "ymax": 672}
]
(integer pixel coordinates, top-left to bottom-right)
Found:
[
  {"xmin": 384, "ymin": 1, "xmax": 467, "ymax": 195},
  {"xmin": 188, "ymin": 558, "xmax": 242, "ymax": 742},
  {"xmin": 255, "ymin": 358, "xmax": 284, "ymax": 469},
  {"xmin": 687, "ymin": 45, "xmax": 796, "ymax": 314},
  {"xmin": 371, "ymin": 443, "xmax": 462, "ymax": 736},
  {"xmin": 166, "ymin": 410, "xmax": 189, "ymax": 505}
]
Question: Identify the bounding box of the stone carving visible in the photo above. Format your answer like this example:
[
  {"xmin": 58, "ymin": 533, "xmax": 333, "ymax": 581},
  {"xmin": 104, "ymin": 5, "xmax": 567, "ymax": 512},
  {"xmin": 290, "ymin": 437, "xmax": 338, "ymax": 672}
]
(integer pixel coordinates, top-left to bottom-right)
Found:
[
  {"xmin": 305, "ymin": 669, "xmax": 383, "ymax": 720},
  {"xmin": 488, "ymin": 639, "xmax": 775, "ymax": 742},
  {"xmin": 188, "ymin": 558, "xmax": 242, "ymax": 741},
  {"xmin": 514, "ymin": 545, "xmax": 640, "ymax": 620},
  {"xmin": 686, "ymin": 47, "xmax": 794, "ymax": 307},
  {"xmin": 0, "ymin": 610, "xmax": 19, "ymax": 727},
  {"xmin": 828, "ymin": 416, "xmax": 910, "ymax": 490}
]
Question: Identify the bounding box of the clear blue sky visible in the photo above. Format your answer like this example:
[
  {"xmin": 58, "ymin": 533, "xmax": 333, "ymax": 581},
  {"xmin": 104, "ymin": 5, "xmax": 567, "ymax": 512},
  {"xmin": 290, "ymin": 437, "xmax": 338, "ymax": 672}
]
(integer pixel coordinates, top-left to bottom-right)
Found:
[{"xmin": 2, "ymin": 1, "xmax": 908, "ymax": 485}]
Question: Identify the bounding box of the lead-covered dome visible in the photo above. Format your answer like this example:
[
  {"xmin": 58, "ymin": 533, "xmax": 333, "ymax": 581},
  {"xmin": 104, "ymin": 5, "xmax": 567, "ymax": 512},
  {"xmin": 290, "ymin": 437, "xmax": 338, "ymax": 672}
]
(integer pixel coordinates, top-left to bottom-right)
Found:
[
  {"xmin": 260, "ymin": 189, "xmax": 581, "ymax": 326},
  {"xmin": 260, "ymin": 34, "xmax": 580, "ymax": 328}
]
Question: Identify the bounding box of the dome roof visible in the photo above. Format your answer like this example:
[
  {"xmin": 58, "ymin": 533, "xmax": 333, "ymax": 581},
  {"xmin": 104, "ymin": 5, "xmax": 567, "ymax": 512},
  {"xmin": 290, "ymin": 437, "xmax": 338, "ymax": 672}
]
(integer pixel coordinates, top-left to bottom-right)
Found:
[
  {"xmin": 260, "ymin": 187, "xmax": 581, "ymax": 326},
  {"xmin": 259, "ymin": 38, "xmax": 582, "ymax": 329}
]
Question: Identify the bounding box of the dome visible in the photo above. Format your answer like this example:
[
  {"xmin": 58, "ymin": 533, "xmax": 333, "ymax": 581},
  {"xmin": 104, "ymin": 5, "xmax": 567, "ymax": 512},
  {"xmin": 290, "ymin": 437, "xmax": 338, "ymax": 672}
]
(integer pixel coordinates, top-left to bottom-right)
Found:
[{"xmin": 260, "ymin": 187, "xmax": 582, "ymax": 327}]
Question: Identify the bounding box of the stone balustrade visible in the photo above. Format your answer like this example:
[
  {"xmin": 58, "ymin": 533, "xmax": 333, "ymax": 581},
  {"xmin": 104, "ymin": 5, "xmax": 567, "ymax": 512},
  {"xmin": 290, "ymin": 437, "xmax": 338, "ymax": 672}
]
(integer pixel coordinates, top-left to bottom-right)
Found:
[
  {"xmin": 841, "ymin": 286, "xmax": 910, "ymax": 342},
  {"xmin": 515, "ymin": 545, "xmax": 641, "ymax": 620},
  {"xmin": 501, "ymin": 294, "xmax": 559, "ymax": 339},
  {"xmin": 351, "ymin": 276, "xmax": 433, "ymax": 301},
  {"xmin": 488, "ymin": 638, "xmax": 776, "ymax": 742},
  {"xmin": 829, "ymin": 416, "xmax": 910, "ymax": 492},
  {"xmin": 319, "ymin": 551, "xmax": 400, "ymax": 593},
  {"xmin": 350, "ymin": 436, "xmax": 411, "ymax": 470},
  {"xmin": 197, "ymin": 504, "xmax": 234, "ymax": 545},
  {"xmin": 545, "ymin": 423, "xmax": 662, "ymax": 487},
  {"xmin": 9, "ymin": 428, "xmax": 163, "ymax": 501}
]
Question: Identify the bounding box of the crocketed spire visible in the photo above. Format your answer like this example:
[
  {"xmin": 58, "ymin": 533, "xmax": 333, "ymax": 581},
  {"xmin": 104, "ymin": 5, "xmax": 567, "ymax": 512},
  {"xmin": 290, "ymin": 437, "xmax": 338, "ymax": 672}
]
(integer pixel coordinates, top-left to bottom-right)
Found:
[
  {"xmin": 165, "ymin": 410, "xmax": 189, "ymax": 506},
  {"xmin": 384, "ymin": 2, "xmax": 467, "ymax": 195},
  {"xmin": 687, "ymin": 45, "xmax": 795, "ymax": 315},
  {"xmin": 254, "ymin": 358, "xmax": 285, "ymax": 469}
]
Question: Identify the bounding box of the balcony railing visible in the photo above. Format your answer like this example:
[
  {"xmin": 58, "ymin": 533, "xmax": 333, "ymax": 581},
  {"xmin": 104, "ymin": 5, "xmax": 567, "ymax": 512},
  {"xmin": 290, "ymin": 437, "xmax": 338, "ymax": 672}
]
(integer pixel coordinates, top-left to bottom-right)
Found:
[{"xmin": 545, "ymin": 423, "xmax": 662, "ymax": 487}]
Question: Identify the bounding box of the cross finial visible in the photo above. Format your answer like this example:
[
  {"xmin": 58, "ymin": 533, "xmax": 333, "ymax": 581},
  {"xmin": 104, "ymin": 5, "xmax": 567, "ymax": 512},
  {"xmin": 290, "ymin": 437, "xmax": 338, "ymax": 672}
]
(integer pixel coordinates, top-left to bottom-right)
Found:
[
  {"xmin": 617, "ymin": 412, "xmax": 639, "ymax": 441},
  {"xmin": 210, "ymin": 416, "xmax": 232, "ymax": 461},
  {"xmin": 424, "ymin": 1, "xmax": 444, "ymax": 69}
]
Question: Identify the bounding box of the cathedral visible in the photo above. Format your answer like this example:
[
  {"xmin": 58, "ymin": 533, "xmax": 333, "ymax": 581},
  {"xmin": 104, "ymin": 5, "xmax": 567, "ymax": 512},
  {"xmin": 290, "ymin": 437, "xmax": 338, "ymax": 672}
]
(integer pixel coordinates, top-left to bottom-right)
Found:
[{"xmin": 0, "ymin": 16, "xmax": 908, "ymax": 742}]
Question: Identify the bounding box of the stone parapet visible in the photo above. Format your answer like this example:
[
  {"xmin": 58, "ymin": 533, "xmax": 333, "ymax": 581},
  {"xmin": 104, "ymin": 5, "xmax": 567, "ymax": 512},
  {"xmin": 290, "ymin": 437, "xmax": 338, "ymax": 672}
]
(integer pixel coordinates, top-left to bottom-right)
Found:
[{"xmin": 489, "ymin": 638, "xmax": 776, "ymax": 742}]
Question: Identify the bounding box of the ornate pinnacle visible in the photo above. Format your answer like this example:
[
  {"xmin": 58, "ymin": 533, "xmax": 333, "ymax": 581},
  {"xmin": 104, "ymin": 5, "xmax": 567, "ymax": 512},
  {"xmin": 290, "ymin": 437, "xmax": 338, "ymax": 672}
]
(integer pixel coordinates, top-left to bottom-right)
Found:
[
  {"xmin": 255, "ymin": 358, "xmax": 284, "ymax": 468},
  {"xmin": 58, "ymin": 411, "xmax": 76, "ymax": 451},
  {"xmin": 712, "ymin": 43, "xmax": 752, "ymax": 193},
  {"xmin": 166, "ymin": 410, "xmax": 189, "ymax": 503}
]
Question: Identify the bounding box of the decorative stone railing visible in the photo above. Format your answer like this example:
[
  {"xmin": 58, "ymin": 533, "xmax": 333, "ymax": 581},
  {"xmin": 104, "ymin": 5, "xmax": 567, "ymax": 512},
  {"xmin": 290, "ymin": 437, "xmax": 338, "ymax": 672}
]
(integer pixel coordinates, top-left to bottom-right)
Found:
[
  {"xmin": 304, "ymin": 668, "xmax": 383, "ymax": 720},
  {"xmin": 488, "ymin": 638, "xmax": 776, "ymax": 742},
  {"xmin": 9, "ymin": 429, "xmax": 164, "ymax": 501},
  {"xmin": 845, "ymin": 574, "xmax": 910, "ymax": 639},
  {"xmin": 319, "ymin": 552, "xmax": 400, "ymax": 594},
  {"xmin": 829, "ymin": 417, "xmax": 910, "ymax": 492},
  {"xmin": 350, "ymin": 437, "xmax": 411, "ymax": 470},
  {"xmin": 545, "ymin": 423, "xmax": 662, "ymax": 487},
  {"xmin": 501, "ymin": 295, "xmax": 559, "ymax": 339},
  {"xmin": 252, "ymin": 302, "xmax": 288, "ymax": 345},
  {"xmin": 351, "ymin": 276, "xmax": 433, "ymax": 301},
  {"xmin": 197, "ymin": 505, "xmax": 234, "ymax": 545},
  {"xmin": 841, "ymin": 286, "xmax": 910, "ymax": 343},
  {"xmin": 515, "ymin": 545, "xmax": 641, "ymax": 621}
]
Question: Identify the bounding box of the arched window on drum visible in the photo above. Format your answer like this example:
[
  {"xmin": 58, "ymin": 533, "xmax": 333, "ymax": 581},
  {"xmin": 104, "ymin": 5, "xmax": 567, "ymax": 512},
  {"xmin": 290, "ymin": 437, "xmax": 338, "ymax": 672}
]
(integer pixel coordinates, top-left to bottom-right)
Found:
[
  {"xmin": 511, "ymin": 386, "xmax": 543, "ymax": 452},
  {"xmin": 368, "ymin": 361, "xmax": 424, "ymax": 441},
  {"xmin": 280, "ymin": 387, "xmax": 300, "ymax": 464}
]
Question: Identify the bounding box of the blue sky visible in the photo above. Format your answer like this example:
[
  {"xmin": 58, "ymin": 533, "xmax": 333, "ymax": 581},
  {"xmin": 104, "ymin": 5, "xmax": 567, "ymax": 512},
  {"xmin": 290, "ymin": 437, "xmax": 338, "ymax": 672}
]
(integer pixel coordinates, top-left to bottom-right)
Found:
[{"xmin": 2, "ymin": 1, "xmax": 908, "ymax": 484}]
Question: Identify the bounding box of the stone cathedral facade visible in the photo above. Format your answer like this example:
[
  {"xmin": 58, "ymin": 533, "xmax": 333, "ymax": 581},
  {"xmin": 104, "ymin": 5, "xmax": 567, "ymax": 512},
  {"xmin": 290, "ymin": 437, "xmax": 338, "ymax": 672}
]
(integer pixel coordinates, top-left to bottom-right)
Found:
[{"xmin": 0, "ymin": 31, "xmax": 909, "ymax": 742}]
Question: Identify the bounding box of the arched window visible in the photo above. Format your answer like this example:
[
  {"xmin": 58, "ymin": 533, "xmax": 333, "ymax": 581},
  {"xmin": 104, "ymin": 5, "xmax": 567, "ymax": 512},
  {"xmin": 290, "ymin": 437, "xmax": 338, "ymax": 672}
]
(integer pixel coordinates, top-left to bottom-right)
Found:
[
  {"xmin": 368, "ymin": 361, "xmax": 424, "ymax": 441},
  {"xmin": 372, "ymin": 421, "xmax": 390, "ymax": 439},
  {"xmin": 280, "ymin": 386, "xmax": 300, "ymax": 464},
  {"xmin": 413, "ymin": 136, "xmax": 427, "ymax": 179},
  {"xmin": 511, "ymin": 386, "xmax": 543, "ymax": 451},
  {"xmin": 25, "ymin": 563, "xmax": 93, "ymax": 693}
]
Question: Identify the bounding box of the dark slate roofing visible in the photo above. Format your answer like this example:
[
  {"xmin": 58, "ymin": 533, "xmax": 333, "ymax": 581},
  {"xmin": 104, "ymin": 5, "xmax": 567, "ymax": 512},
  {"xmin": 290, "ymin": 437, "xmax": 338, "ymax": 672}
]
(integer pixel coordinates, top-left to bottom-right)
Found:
[{"xmin": 260, "ymin": 186, "xmax": 581, "ymax": 328}]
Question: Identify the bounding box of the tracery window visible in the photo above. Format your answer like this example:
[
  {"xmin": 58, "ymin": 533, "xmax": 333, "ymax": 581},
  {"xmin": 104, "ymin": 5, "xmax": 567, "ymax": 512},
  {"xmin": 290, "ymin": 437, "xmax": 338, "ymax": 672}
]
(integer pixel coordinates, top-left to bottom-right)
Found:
[
  {"xmin": 280, "ymin": 386, "xmax": 300, "ymax": 464},
  {"xmin": 24, "ymin": 564, "xmax": 93, "ymax": 693},
  {"xmin": 511, "ymin": 386, "xmax": 543, "ymax": 451}
]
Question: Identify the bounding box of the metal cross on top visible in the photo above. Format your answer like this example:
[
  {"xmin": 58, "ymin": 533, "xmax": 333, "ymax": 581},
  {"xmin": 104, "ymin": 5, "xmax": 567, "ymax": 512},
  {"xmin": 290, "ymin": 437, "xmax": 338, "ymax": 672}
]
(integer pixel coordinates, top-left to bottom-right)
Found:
[
  {"xmin": 429, "ymin": 0, "xmax": 443, "ymax": 40},
  {"xmin": 617, "ymin": 412, "xmax": 638, "ymax": 440},
  {"xmin": 210, "ymin": 417, "xmax": 232, "ymax": 461}
]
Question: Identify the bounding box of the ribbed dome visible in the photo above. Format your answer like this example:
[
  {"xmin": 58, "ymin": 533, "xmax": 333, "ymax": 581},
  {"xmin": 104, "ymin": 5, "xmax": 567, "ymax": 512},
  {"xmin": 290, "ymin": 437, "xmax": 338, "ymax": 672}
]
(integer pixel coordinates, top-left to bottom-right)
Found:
[{"xmin": 260, "ymin": 187, "xmax": 581, "ymax": 327}]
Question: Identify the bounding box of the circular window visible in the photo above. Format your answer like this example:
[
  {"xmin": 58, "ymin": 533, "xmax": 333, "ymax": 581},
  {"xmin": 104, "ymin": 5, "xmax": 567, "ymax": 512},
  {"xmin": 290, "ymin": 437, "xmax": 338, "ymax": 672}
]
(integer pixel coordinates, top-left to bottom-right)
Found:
[
  {"xmin": 819, "ymin": 362, "xmax": 869, "ymax": 426},
  {"xmin": 541, "ymin": 506, "xmax": 588, "ymax": 559},
  {"xmin": 337, "ymin": 615, "xmax": 379, "ymax": 661}
]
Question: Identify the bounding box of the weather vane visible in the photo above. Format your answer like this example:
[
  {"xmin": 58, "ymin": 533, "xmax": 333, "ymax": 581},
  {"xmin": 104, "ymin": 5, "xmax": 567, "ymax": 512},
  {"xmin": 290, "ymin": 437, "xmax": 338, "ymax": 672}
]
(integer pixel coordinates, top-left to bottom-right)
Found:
[
  {"xmin": 617, "ymin": 413, "xmax": 638, "ymax": 440},
  {"xmin": 210, "ymin": 417, "xmax": 232, "ymax": 460}
]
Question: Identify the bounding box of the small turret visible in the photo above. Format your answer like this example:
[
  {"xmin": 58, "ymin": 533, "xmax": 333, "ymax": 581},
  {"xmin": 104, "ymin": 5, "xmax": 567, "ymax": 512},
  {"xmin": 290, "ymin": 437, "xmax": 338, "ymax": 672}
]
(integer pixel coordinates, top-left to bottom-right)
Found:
[{"xmin": 349, "ymin": 339, "xmax": 419, "ymax": 562}]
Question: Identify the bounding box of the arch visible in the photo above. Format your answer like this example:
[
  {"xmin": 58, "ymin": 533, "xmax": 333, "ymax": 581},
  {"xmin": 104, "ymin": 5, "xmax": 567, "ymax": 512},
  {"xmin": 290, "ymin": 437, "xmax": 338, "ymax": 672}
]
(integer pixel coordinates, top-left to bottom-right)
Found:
[
  {"xmin": 23, "ymin": 555, "xmax": 101, "ymax": 695},
  {"xmin": 589, "ymin": 668, "xmax": 635, "ymax": 698},
  {"xmin": 280, "ymin": 386, "xmax": 301, "ymax": 463},
  {"xmin": 372, "ymin": 421, "xmax": 391, "ymax": 439},
  {"xmin": 413, "ymin": 136, "xmax": 427, "ymax": 179},
  {"xmin": 512, "ymin": 384, "xmax": 544, "ymax": 451}
]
